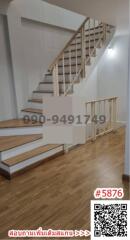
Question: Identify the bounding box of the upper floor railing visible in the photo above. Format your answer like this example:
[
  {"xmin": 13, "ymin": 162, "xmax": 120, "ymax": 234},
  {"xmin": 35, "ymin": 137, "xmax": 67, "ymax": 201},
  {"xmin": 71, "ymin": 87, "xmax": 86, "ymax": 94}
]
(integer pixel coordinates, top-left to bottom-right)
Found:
[{"xmin": 85, "ymin": 97, "xmax": 118, "ymax": 141}]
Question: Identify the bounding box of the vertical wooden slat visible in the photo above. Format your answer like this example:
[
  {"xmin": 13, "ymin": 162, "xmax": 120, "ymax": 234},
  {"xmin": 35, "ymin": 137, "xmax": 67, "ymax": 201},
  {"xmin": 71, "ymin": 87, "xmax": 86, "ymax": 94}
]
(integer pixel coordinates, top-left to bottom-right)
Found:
[
  {"xmin": 94, "ymin": 19, "xmax": 96, "ymax": 49},
  {"xmin": 53, "ymin": 63, "xmax": 59, "ymax": 96},
  {"xmin": 91, "ymin": 102, "xmax": 96, "ymax": 141},
  {"xmin": 103, "ymin": 23, "xmax": 107, "ymax": 42},
  {"xmin": 103, "ymin": 100, "xmax": 107, "ymax": 132},
  {"xmin": 81, "ymin": 24, "xmax": 86, "ymax": 78},
  {"xmin": 52, "ymin": 66, "xmax": 56, "ymax": 96},
  {"xmin": 97, "ymin": 101, "xmax": 101, "ymax": 134},
  {"xmin": 75, "ymin": 37, "xmax": 78, "ymax": 75},
  {"xmin": 113, "ymin": 98, "xmax": 117, "ymax": 131},
  {"xmin": 88, "ymin": 18, "xmax": 91, "ymax": 58},
  {"xmin": 62, "ymin": 53, "xmax": 66, "ymax": 95},
  {"xmin": 69, "ymin": 46, "xmax": 72, "ymax": 83},
  {"xmin": 109, "ymin": 99, "xmax": 112, "ymax": 129}
]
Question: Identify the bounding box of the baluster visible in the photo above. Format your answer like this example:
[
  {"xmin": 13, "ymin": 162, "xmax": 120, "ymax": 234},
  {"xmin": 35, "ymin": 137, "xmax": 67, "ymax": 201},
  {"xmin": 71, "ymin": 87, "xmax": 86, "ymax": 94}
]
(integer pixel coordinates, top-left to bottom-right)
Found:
[
  {"xmin": 75, "ymin": 36, "xmax": 78, "ymax": 75},
  {"xmin": 52, "ymin": 66, "xmax": 56, "ymax": 96},
  {"xmin": 98, "ymin": 21, "xmax": 102, "ymax": 47},
  {"xmin": 113, "ymin": 98, "xmax": 117, "ymax": 132},
  {"xmin": 103, "ymin": 23, "xmax": 107, "ymax": 42},
  {"xmin": 91, "ymin": 102, "xmax": 96, "ymax": 141},
  {"xmin": 88, "ymin": 18, "xmax": 91, "ymax": 59},
  {"xmin": 109, "ymin": 99, "xmax": 112, "ymax": 129},
  {"xmin": 69, "ymin": 46, "xmax": 72, "ymax": 83},
  {"xmin": 52, "ymin": 64, "xmax": 59, "ymax": 96},
  {"xmin": 103, "ymin": 100, "xmax": 106, "ymax": 132},
  {"xmin": 97, "ymin": 101, "xmax": 101, "ymax": 135},
  {"xmin": 81, "ymin": 24, "xmax": 86, "ymax": 78},
  {"xmin": 94, "ymin": 19, "xmax": 96, "ymax": 49},
  {"xmin": 62, "ymin": 53, "xmax": 66, "ymax": 95}
]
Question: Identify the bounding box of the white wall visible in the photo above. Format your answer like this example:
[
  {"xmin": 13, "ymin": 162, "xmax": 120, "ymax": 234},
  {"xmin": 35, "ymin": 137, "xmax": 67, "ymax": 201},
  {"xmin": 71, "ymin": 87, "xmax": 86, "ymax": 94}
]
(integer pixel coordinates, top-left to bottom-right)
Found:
[
  {"xmin": 97, "ymin": 34, "xmax": 129, "ymax": 123},
  {"xmin": 0, "ymin": 14, "xmax": 17, "ymax": 120},
  {"xmin": 74, "ymin": 67, "xmax": 98, "ymax": 101}
]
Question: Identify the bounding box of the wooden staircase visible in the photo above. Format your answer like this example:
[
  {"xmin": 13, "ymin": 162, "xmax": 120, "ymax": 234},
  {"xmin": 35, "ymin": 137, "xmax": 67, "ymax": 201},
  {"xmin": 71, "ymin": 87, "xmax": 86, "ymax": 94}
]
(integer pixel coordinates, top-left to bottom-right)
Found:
[
  {"xmin": 0, "ymin": 17, "xmax": 115, "ymax": 179},
  {"xmin": 21, "ymin": 18, "xmax": 115, "ymax": 115}
]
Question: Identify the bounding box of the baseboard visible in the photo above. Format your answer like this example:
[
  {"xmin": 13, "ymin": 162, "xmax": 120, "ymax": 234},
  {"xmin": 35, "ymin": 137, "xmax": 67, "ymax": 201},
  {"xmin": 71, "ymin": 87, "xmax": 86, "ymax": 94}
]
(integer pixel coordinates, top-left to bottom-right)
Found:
[
  {"xmin": 122, "ymin": 174, "xmax": 130, "ymax": 182},
  {"xmin": 117, "ymin": 121, "xmax": 127, "ymax": 126},
  {"xmin": 0, "ymin": 168, "xmax": 11, "ymax": 180}
]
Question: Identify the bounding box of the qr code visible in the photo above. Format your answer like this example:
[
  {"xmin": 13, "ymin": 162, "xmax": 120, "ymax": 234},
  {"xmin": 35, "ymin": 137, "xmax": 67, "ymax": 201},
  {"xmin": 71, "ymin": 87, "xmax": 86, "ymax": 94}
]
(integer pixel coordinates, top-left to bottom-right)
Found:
[{"xmin": 91, "ymin": 201, "xmax": 130, "ymax": 240}]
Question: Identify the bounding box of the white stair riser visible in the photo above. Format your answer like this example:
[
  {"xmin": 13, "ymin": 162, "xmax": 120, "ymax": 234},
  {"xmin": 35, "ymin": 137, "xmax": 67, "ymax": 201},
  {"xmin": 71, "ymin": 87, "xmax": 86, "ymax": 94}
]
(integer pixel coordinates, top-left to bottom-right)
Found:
[
  {"xmin": 63, "ymin": 49, "xmax": 95, "ymax": 58},
  {"xmin": 70, "ymin": 40, "xmax": 100, "ymax": 51},
  {"xmin": 0, "ymin": 162, "xmax": 9, "ymax": 173},
  {"xmin": 0, "ymin": 126, "xmax": 42, "ymax": 136},
  {"xmin": 58, "ymin": 58, "xmax": 81, "ymax": 66},
  {"xmin": 9, "ymin": 146, "xmax": 63, "ymax": 174},
  {"xmin": 44, "ymin": 74, "xmax": 76, "ymax": 82},
  {"xmin": 20, "ymin": 111, "xmax": 43, "ymax": 119},
  {"xmin": 32, "ymin": 92, "xmax": 53, "ymax": 99},
  {"xmin": 27, "ymin": 102, "xmax": 43, "ymax": 109},
  {"xmin": 1, "ymin": 138, "xmax": 45, "ymax": 161}
]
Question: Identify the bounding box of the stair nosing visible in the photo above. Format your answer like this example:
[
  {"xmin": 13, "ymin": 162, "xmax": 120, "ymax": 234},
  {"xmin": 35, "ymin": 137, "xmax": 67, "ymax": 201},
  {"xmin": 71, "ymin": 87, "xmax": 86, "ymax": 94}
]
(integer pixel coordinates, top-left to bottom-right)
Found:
[
  {"xmin": 28, "ymin": 99, "xmax": 43, "ymax": 103},
  {"xmin": 39, "ymin": 81, "xmax": 71, "ymax": 85},
  {"xmin": 22, "ymin": 108, "xmax": 43, "ymax": 114}
]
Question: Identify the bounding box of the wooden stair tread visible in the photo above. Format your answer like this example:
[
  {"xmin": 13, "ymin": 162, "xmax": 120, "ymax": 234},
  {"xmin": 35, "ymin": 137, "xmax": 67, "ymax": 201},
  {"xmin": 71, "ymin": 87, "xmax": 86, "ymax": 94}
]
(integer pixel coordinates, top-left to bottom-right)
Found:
[
  {"xmin": 45, "ymin": 71, "xmax": 78, "ymax": 76},
  {"xmin": 28, "ymin": 99, "xmax": 43, "ymax": 103},
  {"xmin": 22, "ymin": 108, "xmax": 43, "ymax": 114},
  {"xmin": 33, "ymin": 90, "xmax": 66, "ymax": 94},
  {"xmin": 58, "ymin": 63, "xmax": 81, "ymax": 67},
  {"xmin": 4, "ymin": 144, "xmax": 62, "ymax": 167},
  {"xmin": 0, "ymin": 119, "xmax": 42, "ymax": 128},
  {"xmin": 0, "ymin": 134, "xmax": 42, "ymax": 152},
  {"xmin": 39, "ymin": 81, "xmax": 72, "ymax": 84}
]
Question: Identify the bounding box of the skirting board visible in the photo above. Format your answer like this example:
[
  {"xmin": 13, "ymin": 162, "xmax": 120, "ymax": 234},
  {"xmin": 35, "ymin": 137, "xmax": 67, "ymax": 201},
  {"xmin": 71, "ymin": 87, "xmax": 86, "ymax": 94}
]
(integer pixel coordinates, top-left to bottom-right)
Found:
[{"xmin": 122, "ymin": 174, "xmax": 130, "ymax": 182}]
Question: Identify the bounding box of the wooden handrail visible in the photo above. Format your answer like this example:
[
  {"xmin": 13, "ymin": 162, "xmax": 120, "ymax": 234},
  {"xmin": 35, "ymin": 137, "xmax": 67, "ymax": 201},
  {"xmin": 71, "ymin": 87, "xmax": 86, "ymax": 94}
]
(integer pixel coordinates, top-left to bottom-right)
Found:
[
  {"xmin": 49, "ymin": 17, "xmax": 89, "ymax": 71},
  {"xmin": 86, "ymin": 97, "xmax": 118, "ymax": 104}
]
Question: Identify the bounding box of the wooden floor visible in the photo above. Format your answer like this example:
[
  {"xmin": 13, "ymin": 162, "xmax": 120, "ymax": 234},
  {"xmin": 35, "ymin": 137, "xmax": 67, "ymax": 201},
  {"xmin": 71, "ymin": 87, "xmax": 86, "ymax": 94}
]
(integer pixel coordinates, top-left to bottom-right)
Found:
[{"xmin": 0, "ymin": 127, "xmax": 129, "ymax": 239}]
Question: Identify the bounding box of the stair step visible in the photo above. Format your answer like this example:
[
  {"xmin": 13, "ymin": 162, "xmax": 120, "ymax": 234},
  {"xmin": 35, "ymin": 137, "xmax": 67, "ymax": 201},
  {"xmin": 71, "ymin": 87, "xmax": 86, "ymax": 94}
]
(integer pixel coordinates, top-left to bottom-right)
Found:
[
  {"xmin": 3, "ymin": 144, "xmax": 62, "ymax": 167},
  {"xmin": 0, "ymin": 134, "xmax": 42, "ymax": 152},
  {"xmin": 0, "ymin": 119, "xmax": 42, "ymax": 129},
  {"xmin": 76, "ymin": 30, "xmax": 104, "ymax": 39},
  {"xmin": 45, "ymin": 72, "xmax": 77, "ymax": 76},
  {"xmin": 28, "ymin": 99, "xmax": 43, "ymax": 103},
  {"xmin": 39, "ymin": 81, "xmax": 71, "ymax": 84},
  {"xmin": 21, "ymin": 108, "xmax": 43, "ymax": 114},
  {"xmin": 58, "ymin": 63, "xmax": 81, "ymax": 68},
  {"xmin": 59, "ymin": 55, "xmax": 89, "ymax": 61}
]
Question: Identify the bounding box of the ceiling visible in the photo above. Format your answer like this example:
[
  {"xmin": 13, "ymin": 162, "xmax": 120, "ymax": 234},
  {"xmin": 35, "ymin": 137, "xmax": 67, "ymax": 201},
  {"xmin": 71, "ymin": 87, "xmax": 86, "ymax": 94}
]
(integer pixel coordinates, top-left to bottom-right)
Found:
[{"xmin": 43, "ymin": 0, "xmax": 129, "ymax": 34}]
